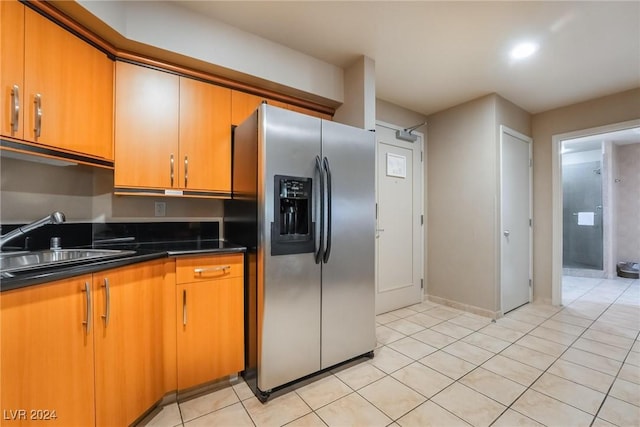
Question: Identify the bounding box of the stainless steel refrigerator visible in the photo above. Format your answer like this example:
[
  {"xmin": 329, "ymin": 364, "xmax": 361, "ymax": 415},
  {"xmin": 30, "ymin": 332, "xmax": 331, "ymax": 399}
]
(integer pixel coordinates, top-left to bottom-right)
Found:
[{"xmin": 224, "ymin": 104, "xmax": 376, "ymax": 401}]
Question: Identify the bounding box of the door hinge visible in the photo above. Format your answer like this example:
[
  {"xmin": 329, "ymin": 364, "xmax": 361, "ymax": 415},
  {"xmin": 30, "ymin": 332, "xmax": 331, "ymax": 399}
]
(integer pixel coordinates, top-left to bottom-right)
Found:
[
  {"xmin": 421, "ymin": 151, "xmax": 424, "ymax": 162},
  {"xmin": 529, "ymin": 279, "xmax": 532, "ymax": 287},
  {"xmin": 529, "ymin": 218, "xmax": 532, "ymax": 227},
  {"xmin": 421, "ymin": 278, "xmax": 424, "ymax": 289},
  {"xmin": 529, "ymin": 158, "xmax": 533, "ymax": 167},
  {"xmin": 375, "ymin": 203, "xmax": 378, "ymax": 219},
  {"xmin": 421, "ymin": 214, "xmax": 424, "ymax": 225}
]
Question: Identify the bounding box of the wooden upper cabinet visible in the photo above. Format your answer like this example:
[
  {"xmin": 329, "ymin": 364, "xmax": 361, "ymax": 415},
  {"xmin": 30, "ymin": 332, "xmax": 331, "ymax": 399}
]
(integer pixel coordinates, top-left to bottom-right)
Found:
[
  {"xmin": 0, "ymin": 2, "xmax": 113, "ymax": 159},
  {"xmin": 231, "ymin": 90, "xmax": 288, "ymax": 126},
  {"xmin": 115, "ymin": 62, "xmax": 233, "ymax": 195},
  {"xmin": 1, "ymin": 0, "xmax": 25, "ymax": 139},
  {"xmin": 179, "ymin": 78, "xmax": 231, "ymax": 193},
  {"xmin": 114, "ymin": 61, "xmax": 179, "ymax": 189},
  {"xmin": 231, "ymin": 90, "xmax": 332, "ymax": 126},
  {"xmin": 1, "ymin": 275, "xmax": 96, "ymax": 427}
]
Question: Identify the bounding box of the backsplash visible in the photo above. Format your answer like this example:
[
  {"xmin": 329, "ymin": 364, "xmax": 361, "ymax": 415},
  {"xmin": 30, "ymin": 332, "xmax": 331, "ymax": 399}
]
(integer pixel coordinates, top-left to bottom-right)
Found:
[
  {"xmin": 0, "ymin": 157, "xmax": 224, "ymax": 223},
  {"xmin": 0, "ymin": 221, "xmax": 220, "ymax": 251}
]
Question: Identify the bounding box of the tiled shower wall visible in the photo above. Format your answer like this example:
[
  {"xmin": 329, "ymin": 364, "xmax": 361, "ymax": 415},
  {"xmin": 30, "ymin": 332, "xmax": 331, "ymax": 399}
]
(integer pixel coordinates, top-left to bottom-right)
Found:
[{"xmin": 615, "ymin": 143, "xmax": 640, "ymax": 263}]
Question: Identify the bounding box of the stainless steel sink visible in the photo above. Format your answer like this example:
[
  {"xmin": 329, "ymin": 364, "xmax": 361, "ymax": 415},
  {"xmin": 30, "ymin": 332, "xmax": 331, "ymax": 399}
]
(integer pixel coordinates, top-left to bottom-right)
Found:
[{"xmin": 0, "ymin": 249, "xmax": 136, "ymax": 274}]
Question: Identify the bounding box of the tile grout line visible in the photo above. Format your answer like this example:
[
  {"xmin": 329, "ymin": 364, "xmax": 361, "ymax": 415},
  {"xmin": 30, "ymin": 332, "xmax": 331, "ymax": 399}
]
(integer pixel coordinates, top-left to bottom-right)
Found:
[
  {"xmin": 480, "ymin": 276, "xmax": 634, "ymax": 425},
  {"xmin": 375, "ymin": 306, "xmax": 496, "ymax": 426},
  {"xmin": 587, "ymin": 279, "xmax": 639, "ymax": 427},
  {"xmin": 492, "ymin": 277, "xmax": 637, "ymax": 427},
  {"xmin": 165, "ymin": 277, "xmax": 637, "ymax": 427}
]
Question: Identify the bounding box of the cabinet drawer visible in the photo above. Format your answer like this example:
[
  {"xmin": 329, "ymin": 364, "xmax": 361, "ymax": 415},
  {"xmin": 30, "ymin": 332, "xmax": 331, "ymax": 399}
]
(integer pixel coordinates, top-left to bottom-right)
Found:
[{"xmin": 176, "ymin": 253, "xmax": 243, "ymax": 284}]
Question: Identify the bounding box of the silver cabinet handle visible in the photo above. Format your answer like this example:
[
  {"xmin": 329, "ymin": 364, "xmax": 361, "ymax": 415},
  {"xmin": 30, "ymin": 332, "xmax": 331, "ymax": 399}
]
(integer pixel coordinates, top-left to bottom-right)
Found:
[
  {"xmin": 170, "ymin": 154, "xmax": 174, "ymax": 187},
  {"xmin": 182, "ymin": 289, "xmax": 187, "ymax": 326},
  {"xmin": 193, "ymin": 265, "xmax": 230, "ymax": 274},
  {"xmin": 503, "ymin": 230, "xmax": 510, "ymax": 237},
  {"xmin": 34, "ymin": 93, "xmax": 42, "ymax": 138},
  {"xmin": 184, "ymin": 156, "xmax": 188, "ymax": 188},
  {"xmin": 82, "ymin": 282, "xmax": 92, "ymax": 334},
  {"xmin": 101, "ymin": 278, "xmax": 111, "ymax": 327},
  {"xmin": 11, "ymin": 85, "xmax": 19, "ymax": 134}
]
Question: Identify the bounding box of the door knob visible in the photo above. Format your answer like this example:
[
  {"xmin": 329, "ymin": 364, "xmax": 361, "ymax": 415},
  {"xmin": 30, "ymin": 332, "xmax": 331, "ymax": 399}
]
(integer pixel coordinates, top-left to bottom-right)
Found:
[{"xmin": 503, "ymin": 230, "xmax": 510, "ymax": 237}]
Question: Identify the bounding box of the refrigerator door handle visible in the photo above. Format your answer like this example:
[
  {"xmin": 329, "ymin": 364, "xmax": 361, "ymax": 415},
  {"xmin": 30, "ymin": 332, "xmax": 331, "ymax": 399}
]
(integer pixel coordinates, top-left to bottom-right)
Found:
[
  {"xmin": 322, "ymin": 156, "xmax": 332, "ymax": 263},
  {"xmin": 315, "ymin": 155, "xmax": 325, "ymax": 264}
]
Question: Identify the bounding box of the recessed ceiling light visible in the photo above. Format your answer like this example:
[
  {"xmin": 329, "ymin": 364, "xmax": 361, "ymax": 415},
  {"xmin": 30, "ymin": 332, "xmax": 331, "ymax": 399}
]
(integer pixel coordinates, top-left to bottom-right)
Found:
[{"xmin": 511, "ymin": 42, "xmax": 538, "ymax": 60}]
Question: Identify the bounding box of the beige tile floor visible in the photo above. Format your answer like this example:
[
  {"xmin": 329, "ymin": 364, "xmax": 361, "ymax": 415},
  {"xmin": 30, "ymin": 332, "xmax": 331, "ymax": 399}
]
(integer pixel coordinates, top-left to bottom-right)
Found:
[{"xmin": 144, "ymin": 276, "xmax": 639, "ymax": 427}]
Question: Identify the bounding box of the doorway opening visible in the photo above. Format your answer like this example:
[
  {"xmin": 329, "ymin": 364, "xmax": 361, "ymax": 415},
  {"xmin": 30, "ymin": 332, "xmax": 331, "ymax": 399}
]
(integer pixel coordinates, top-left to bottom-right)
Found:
[
  {"xmin": 561, "ymin": 138, "xmax": 604, "ymax": 274},
  {"xmin": 551, "ymin": 119, "xmax": 640, "ymax": 305}
]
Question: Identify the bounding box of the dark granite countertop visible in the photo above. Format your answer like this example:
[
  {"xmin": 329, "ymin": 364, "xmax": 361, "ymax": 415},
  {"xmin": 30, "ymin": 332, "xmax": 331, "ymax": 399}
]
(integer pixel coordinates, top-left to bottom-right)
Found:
[{"xmin": 0, "ymin": 239, "xmax": 246, "ymax": 292}]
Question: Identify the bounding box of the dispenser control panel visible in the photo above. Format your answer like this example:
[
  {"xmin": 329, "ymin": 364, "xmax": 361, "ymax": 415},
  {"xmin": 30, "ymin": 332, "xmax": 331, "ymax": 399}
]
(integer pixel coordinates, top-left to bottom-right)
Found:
[
  {"xmin": 280, "ymin": 179, "xmax": 308, "ymax": 199},
  {"xmin": 271, "ymin": 175, "xmax": 314, "ymax": 255}
]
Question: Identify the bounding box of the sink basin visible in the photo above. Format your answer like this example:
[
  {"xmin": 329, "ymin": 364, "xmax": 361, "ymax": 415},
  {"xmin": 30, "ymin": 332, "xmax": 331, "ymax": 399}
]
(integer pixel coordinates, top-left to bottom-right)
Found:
[{"xmin": 0, "ymin": 249, "xmax": 136, "ymax": 274}]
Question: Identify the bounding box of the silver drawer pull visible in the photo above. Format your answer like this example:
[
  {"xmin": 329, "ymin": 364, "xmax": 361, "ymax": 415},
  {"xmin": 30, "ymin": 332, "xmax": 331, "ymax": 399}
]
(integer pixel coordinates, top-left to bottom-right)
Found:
[{"xmin": 194, "ymin": 265, "xmax": 231, "ymax": 274}]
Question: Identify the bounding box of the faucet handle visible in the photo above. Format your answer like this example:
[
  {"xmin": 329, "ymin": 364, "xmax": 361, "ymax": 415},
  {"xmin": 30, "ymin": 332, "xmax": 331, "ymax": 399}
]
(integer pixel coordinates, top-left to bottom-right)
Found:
[{"xmin": 50, "ymin": 237, "xmax": 62, "ymax": 250}]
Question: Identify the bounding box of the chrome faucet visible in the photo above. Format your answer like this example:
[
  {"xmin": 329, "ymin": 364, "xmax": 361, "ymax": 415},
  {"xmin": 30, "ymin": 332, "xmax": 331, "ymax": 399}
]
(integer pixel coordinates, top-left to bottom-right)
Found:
[{"xmin": 0, "ymin": 211, "xmax": 66, "ymax": 249}]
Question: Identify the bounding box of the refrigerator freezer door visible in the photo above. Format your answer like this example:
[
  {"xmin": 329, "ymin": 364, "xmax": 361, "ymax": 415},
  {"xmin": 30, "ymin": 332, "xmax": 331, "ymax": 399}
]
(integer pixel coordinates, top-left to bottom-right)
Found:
[
  {"xmin": 258, "ymin": 105, "xmax": 323, "ymax": 391},
  {"xmin": 320, "ymin": 121, "xmax": 376, "ymax": 369}
]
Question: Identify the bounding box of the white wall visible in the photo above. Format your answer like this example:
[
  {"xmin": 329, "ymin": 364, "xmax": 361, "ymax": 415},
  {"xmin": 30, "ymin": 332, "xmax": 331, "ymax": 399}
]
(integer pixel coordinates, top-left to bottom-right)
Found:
[
  {"xmin": 425, "ymin": 94, "xmax": 530, "ymax": 315},
  {"xmin": 0, "ymin": 157, "xmax": 222, "ymax": 224},
  {"xmin": 76, "ymin": 0, "xmax": 344, "ymax": 105},
  {"xmin": 531, "ymin": 88, "xmax": 640, "ymax": 302},
  {"xmin": 562, "ymin": 149, "xmax": 601, "ymax": 165},
  {"xmin": 0, "ymin": 157, "xmax": 93, "ymax": 223},
  {"xmin": 334, "ymin": 56, "xmax": 376, "ymax": 130},
  {"xmin": 615, "ymin": 143, "xmax": 640, "ymax": 263}
]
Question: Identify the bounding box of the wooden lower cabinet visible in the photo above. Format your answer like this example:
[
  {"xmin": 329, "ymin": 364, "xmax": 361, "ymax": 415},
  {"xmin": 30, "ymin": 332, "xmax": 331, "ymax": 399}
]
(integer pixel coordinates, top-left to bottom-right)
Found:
[
  {"xmin": 1, "ymin": 275, "xmax": 96, "ymax": 427},
  {"xmin": 176, "ymin": 254, "xmax": 244, "ymax": 390},
  {"xmin": 0, "ymin": 260, "xmax": 172, "ymax": 427},
  {"xmin": 0, "ymin": 255, "xmax": 244, "ymax": 425},
  {"xmin": 93, "ymin": 260, "xmax": 167, "ymax": 426}
]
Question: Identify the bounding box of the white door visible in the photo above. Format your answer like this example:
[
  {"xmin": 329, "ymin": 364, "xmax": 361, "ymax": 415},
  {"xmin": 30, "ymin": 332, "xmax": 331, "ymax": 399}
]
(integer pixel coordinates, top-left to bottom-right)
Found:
[
  {"xmin": 375, "ymin": 123, "xmax": 424, "ymax": 314},
  {"xmin": 500, "ymin": 126, "xmax": 532, "ymax": 314}
]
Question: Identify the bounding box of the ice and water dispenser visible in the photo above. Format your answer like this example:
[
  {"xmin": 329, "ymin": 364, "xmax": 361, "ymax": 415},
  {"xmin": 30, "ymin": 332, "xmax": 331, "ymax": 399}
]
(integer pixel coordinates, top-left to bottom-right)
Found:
[{"xmin": 271, "ymin": 175, "xmax": 314, "ymax": 255}]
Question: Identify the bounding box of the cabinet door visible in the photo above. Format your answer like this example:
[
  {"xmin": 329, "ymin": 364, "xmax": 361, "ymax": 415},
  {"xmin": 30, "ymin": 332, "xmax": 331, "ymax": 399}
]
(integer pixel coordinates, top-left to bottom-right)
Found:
[
  {"xmin": 288, "ymin": 104, "xmax": 333, "ymax": 120},
  {"xmin": 177, "ymin": 276, "xmax": 244, "ymax": 390},
  {"xmin": 179, "ymin": 78, "xmax": 231, "ymax": 192},
  {"xmin": 0, "ymin": 0, "xmax": 25, "ymax": 139},
  {"xmin": 231, "ymin": 90, "xmax": 288, "ymax": 126},
  {"xmin": 23, "ymin": 8, "xmax": 113, "ymax": 159},
  {"xmin": 1, "ymin": 275, "xmax": 95, "ymax": 427},
  {"xmin": 115, "ymin": 61, "xmax": 179, "ymax": 189},
  {"xmin": 93, "ymin": 261, "xmax": 166, "ymax": 427}
]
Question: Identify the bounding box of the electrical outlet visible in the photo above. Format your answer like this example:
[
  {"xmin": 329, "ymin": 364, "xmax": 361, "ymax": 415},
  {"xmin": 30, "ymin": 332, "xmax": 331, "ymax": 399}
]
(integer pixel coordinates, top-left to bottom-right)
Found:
[{"xmin": 154, "ymin": 202, "xmax": 166, "ymax": 217}]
